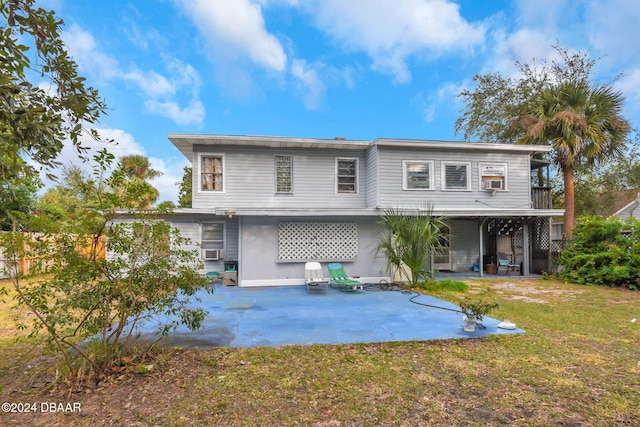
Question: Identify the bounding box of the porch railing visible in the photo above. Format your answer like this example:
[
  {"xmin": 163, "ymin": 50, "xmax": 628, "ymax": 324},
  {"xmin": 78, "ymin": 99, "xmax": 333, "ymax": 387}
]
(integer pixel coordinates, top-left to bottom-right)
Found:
[{"xmin": 531, "ymin": 186, "xmax": 552, "ymax": 209}]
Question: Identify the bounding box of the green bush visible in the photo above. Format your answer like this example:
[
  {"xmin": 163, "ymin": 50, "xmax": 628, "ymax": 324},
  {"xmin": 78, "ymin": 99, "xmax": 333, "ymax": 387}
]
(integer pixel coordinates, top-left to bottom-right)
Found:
[{"xmin": 558, "ymin": 216, "xmax": 640, "ymax": 289}]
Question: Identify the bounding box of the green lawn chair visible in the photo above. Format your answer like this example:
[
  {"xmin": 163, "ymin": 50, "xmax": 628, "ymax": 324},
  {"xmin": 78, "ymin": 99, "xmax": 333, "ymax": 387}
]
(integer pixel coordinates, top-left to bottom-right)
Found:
[
  {"xmin": 328, "ymin": 263, "xmax": 363, "ymax": 291},
  {"xmin": 497, "ymin": 253, "xmax": 520, "ymax": 275}
]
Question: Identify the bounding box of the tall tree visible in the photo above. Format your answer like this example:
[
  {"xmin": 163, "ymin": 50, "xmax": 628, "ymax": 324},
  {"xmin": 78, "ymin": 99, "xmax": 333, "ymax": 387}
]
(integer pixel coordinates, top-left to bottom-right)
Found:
[
  {"xmin": 119, "ymin": 154, "xmax": 162, "ymax": 180},
  {"xmin": 456, "ymin": 46, "xmax": 630, "ymax": 236},
  {"xmin": 520, "ymin": 81, "xmax": 628, "ymax": 234},
  {"xmin": 0, "ymin": 0, "xmax": 107, "ymax": 182},
  {"xmin": 0, "ymin": 166, "xmax": 41, "ymax": 231},
  {"xmin": 38, "ymin": 165, "xmax": 100, "ymax": 226},
  {"xmin": 554, "ymin": 136, "xmax": 640, "ymax": 218},
  {"xmin": 178, "ymin": 166, "xmax": 192, "ymax": 208},
  {"xmin": 112, "ymin": 155, "xmax": 162, "ymax": 209}
]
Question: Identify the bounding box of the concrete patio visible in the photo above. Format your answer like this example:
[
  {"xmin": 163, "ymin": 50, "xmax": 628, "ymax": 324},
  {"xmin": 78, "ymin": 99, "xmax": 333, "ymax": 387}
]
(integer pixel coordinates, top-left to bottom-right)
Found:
[{"xmin": 138, "ymin": 284, "xmax": 524, "ymax": 348}]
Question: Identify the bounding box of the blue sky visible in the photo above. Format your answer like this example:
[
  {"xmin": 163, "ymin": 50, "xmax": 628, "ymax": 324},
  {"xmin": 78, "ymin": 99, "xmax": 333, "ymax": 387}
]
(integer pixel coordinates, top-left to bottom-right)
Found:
[{"xmin": 39, "ymin": 0, "xmax": 640, "ymax": 203}]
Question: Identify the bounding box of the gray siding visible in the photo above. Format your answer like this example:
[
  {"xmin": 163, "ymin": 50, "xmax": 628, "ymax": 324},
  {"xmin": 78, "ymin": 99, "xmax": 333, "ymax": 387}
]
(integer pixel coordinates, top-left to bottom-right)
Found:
[
  {"xmin": 365, "ymin": 146, "xmax": 378, "ymax": 208},
  {"xmin": 170, "ymin": 214, "xmax": 239, "ymax": 273},
  {"xmin": 239, "ymin": 216, "xmax": 388, "ymax": 285},
  {"xmin": 616, "ymin": 203, "xmax": 639, "ymax": 220},
  {"xmin": 375, "ymin": 146, "xmax": 531, "ymax": 210},
  {"xmin": 450, "ymin": 219, "xmax": 480, "ymax": 271},
  {"xmin": 192, "ymin": 145, "xmax": 367, "ymax": 210}
]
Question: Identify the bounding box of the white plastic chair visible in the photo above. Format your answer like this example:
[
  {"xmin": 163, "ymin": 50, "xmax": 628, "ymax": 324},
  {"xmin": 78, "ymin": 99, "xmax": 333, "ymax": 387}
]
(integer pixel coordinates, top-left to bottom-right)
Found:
[{"xmin": 304, "ymin": 262, "xmax": 329, "ymax": 293}]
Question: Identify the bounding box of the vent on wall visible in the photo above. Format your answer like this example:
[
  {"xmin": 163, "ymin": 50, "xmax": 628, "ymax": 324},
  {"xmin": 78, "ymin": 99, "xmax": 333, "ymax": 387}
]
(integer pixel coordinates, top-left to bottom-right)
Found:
[{"xmin": 203, "ymin": 249, "xmax": 223, "ymax": 260}]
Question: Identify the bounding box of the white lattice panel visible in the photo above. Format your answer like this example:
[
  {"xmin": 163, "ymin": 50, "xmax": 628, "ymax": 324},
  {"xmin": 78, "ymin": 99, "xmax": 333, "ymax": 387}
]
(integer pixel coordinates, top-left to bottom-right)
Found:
[{"xmin": 278, "ymin": 222, "xmax": 358, "ymax": 261}]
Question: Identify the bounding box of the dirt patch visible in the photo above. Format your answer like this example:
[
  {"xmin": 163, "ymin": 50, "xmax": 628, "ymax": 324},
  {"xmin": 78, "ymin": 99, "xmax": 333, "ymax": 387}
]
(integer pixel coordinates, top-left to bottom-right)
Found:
[{"xmin": 470, "ymin": 280, "xmax": 585, "ymax": 303}]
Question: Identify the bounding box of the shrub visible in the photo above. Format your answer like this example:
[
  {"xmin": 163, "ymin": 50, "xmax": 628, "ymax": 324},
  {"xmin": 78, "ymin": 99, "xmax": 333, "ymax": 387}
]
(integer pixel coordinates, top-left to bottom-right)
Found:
[
  {"xmin": 0, "ymin": 150, "xmax": 212, "ymax": 383},
  {"xmin": 557, "ymin": 216, "xmax": 640, "ymax": 289}
]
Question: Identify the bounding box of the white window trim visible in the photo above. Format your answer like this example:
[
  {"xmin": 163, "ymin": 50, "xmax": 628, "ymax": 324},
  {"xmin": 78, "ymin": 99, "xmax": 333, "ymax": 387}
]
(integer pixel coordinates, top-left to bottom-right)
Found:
[
  {"xmin": 198, "ymin": 153, "xmax": 225, "ymax": 193},
  {"xmin": 402, "ymin": 160, "xmax": 435, "ymax": 191},
  {"xmin": 335, "ymin": 157, "xmax": 359, "ymax": 194},
  {"xmin": 441, "ymin": 161, "xmax": 472, "ymax": 191},
  {"xmin": 274, "ymin": 154, "xmax": 294, "ymax": 194},
  {"xmin": 479, "ymin": 162, "xmax": 509, "ymax": 191}
]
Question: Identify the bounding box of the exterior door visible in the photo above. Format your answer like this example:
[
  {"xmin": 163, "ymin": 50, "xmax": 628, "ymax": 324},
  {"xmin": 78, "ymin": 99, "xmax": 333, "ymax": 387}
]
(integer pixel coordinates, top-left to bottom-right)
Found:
[{"xmin": 433, "ymin": 225, "xmax": 451, "ymax": 270}]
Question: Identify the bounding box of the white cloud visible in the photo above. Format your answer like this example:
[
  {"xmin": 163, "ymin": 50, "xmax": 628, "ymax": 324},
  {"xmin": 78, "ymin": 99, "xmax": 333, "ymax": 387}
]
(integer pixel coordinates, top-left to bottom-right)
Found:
[
  {"xmin": 617, "ymin": 68, "xmax": 640, "ymax": 118},
  {"xmin": 123, "ymin": 69, "xmax": 175, "ymax": 99},
  {"xmin": 145, "ymin": 99, "xmax": 206, "ymax": 126},
  {"xmin": 148, "ymin": 157, "xmax": 191, "ymax": 204},
  {"xmin": 64, "ymin": 24, "xmax": 121, "ymax": 82},
  {"xmin": 290, "ymin": 59, "xmax": 357, "ymax": 109},
  {"xmin": 584, "ymin": 0, "xmax": 640, "ymax": 69},
  {"xmin": 291, "ymin": 60, "xmax": 326, "ymax": 110},
  {"xmin": 486, "ymin": 28, "xmax": 559, "ymax": 77},
  {"xmin": 36, "ymin": 128, "xmax": 186, "ymax": 204},
  {"xmin": 62, "ymin": 25, "xmax": 205, "ymax": 126},
  {"xmin": 303, "ymin": 0, "xmax": 485, "ymax": 83},
  {"xmin": 412, "ymin": 81, "xmax": 463, "ymax": 124},
  {"xmin": 514, "ymin": 0, "xmax": 567, "ymax": 32},
  {"xmin": 175, "ymin": 0, "xmax": 287, "ymax": 72},
  {"xmin": 36, "ymin": 128, "xmax": 143, "ymax": 189}
]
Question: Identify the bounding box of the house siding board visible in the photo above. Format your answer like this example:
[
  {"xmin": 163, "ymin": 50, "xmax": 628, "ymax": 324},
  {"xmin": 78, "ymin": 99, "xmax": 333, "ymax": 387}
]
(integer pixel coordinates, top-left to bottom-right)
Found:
[
  {"xmin": 376, "ymin": 147, "xmax": 531, "ymax": 209},
  {"xmin": 240, "ymin": 216, "xmax": 387, "ymax": 284},
  {"xmin": 192, "ymin": 145, "xmax": 367, "ymax": 210},
  {"xmin": 450, "ymin": 219, "xmax": 479, "ymax": 271},
  {"xmin": 170, "ymin": 214, "xmax": 239, "ymax": 273},
  {"xmin": 365, "ymin": 146, "xmax": 378, "ymax": 208},
  {"xmin": 616, "ymin": 203, "xmax": 639, "ymax": 220}
]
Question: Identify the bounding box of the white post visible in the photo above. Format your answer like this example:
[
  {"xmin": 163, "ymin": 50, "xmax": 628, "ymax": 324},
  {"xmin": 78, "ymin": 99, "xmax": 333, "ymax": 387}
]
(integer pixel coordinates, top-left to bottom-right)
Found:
[
  {"xmin": 523, "ymin": 220, "xmax": 530, "ymax": 275},
  {"xmin": 479, "ymin": 217, "xmax": 488, "ymax": 278}
]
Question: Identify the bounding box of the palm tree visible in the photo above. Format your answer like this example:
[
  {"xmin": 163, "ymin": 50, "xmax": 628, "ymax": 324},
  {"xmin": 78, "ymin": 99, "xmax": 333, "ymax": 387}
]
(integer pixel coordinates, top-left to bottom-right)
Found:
[
  {"xmin": 375, "ymin": 206, "xmax": 448, "ymax": 286},
  {"xmin": 119, "ymin": 155, "xmax": 162, "ymax": 180},
  {"xmin": 519, "ymin": 81, "xmax": 629, "ymax": 237},
  {"xmin": 114, "ymin": 155, "xmax": 163, "ymax": 209}
]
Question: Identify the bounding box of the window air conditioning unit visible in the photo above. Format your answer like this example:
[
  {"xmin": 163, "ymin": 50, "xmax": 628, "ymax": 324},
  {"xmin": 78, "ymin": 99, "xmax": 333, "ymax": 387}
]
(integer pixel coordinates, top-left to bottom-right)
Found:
[
  {"xmin": 203, "ymin": 249, "xmax": 223, "ymax": 260},
  {"xmin": 483, "ymin": 180, "xmax": 503, "ymax": 190}
]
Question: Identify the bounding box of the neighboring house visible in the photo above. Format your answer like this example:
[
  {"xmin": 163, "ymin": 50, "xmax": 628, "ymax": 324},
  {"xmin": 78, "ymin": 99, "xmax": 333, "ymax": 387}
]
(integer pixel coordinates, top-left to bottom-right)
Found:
[
  {"xmin": 157, "ymin": 134, "xmax": 563, "ymax": 286},
  {"xmin": 610, "ymin": 189, "xmax": 640, "ymax": 220}
]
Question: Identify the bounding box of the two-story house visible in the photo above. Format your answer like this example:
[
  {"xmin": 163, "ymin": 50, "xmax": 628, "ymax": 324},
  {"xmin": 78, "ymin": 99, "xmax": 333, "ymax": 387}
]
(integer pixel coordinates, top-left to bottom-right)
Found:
[{"xmin": 165, "ymin": 134, "xmax": 563, "ymax": 286}]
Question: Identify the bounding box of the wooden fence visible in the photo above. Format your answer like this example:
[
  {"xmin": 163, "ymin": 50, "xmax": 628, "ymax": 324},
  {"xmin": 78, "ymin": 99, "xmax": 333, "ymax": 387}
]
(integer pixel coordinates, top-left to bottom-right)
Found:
[{"xmin": 0, "ymin": 233, "xmax": 106, "ymax": 279}]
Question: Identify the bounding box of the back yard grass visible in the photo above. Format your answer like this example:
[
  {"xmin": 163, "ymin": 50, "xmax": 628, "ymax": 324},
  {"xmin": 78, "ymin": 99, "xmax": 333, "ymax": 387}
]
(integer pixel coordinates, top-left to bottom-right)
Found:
[{"xmin": 1, "ymin": 277, "xmax": 639, "ymax": 426}]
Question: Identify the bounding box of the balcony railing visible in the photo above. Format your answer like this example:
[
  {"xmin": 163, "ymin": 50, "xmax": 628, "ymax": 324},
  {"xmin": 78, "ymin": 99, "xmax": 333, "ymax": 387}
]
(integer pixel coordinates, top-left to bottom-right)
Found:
[{"xmin": 531, "ymin": 186, "xmax": 552, "ymax": 209}]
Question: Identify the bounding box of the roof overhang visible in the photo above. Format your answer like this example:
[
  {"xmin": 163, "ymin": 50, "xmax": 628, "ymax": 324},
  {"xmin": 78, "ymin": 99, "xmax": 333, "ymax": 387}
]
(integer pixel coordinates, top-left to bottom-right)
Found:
[
  {"xmin": 156, "ymin": 207, "xmax": 564, "ymax": 218},
  {"xmin": 373, "ymin": 138, "xmax": 552, "ymax": 155},
  {"xmin": 168, "ymin": 133, "xmax": 553, "ymax": 162},
  {"xmin": 168, "ymin": 134, "xmax": 370, "ymax": 161}
]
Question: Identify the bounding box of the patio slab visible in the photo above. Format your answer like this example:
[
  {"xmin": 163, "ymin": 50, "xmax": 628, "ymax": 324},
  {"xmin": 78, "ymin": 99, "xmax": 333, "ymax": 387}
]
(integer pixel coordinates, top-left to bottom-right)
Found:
[{"xmin": 139, "ymin": 285, "xmax": 524, "ymax": 348}]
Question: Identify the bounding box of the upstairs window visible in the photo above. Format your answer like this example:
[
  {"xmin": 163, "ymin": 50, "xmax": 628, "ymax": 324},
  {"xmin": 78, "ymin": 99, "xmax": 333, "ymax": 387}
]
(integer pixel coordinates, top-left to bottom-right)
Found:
[
  {"xmin": 403, "ymin": 160, "xmax": 434, "ymax": 190},
  {"xmin": 201, "ymin": 155, "xmax": 223, "ymax": 191},
  {"xmin": 479, "ymin": 163, "xmax": 508, "ymax": 191},
  {"xmin": 442, "ymin": 162, "xmax": 471, "ymax": 191},
  {"xmin": 275, "ymin": 155, "xmax": 293, "ymax": 193},
  {"xmin": 336, "ymin": 158, "xmax": 358, "ymax": 193}
]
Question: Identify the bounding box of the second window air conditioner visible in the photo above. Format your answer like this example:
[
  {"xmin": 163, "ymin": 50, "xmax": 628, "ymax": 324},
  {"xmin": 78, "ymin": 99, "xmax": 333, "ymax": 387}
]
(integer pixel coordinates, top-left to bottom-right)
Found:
[{"xmin": 203, "ymin": 249, "xmax": 223, "ymax": 260}]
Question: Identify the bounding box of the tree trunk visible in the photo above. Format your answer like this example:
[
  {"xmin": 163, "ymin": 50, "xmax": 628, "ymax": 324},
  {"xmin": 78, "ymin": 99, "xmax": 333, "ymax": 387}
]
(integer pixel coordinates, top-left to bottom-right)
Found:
[{"xmin": 563, "ymin": 166, "xmax": 575, "ymax": 238}]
